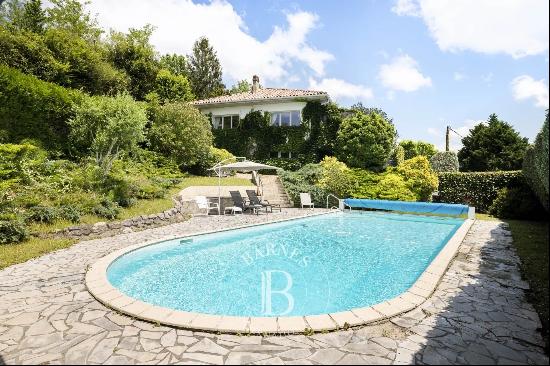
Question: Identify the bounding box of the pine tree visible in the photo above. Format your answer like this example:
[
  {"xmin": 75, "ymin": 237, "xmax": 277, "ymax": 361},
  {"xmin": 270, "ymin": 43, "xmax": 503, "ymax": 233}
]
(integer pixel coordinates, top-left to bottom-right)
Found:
[
  {"xmin": 187, "ymin": 37, "xmax": 225, "ymax": 100},
  {"xmin": 19, "ymin": 0, "xmax": 45, "ymax": 33}
]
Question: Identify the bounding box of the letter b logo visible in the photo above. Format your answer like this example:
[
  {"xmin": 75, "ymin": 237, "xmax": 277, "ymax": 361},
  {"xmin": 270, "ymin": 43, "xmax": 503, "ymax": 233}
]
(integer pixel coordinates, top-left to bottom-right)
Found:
[{"xmin": 261, "ymin": 270, "xmax": 294, "ymax": 316}]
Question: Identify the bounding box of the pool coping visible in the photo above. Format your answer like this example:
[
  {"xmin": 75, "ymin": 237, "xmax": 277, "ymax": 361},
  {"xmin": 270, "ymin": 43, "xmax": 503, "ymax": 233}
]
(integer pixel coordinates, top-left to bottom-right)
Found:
[{"xmin": 85, "ymin": 211, "xmax": 474, "ymax": 335}]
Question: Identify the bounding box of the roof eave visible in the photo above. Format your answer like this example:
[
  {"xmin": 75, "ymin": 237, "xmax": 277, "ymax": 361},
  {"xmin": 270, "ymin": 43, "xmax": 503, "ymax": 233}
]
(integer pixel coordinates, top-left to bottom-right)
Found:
[{"xmin": 193, "ymin": 94, "xmax": 329, "ymax": 109}]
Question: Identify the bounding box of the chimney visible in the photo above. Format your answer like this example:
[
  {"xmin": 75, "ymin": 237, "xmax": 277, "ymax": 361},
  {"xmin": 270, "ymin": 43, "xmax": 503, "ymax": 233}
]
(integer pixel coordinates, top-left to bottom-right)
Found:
[{"xmin": 252, "ymin": 75, "xmax": 260, "ymax": 93}]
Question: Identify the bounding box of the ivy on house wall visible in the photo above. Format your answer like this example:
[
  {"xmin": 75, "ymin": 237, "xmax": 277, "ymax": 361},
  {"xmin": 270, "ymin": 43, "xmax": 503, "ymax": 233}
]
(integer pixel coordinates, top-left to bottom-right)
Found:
[{"xmin": 210, "ymin": 101, "xmax": 343, "ymax": 163}]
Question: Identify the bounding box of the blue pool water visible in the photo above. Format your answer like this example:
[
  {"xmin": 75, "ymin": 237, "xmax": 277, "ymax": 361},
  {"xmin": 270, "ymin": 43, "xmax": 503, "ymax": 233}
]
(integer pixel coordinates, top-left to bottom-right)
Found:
[{"xmin": 107, "ymin": 211, "xmax": 464, "ymax": 317}]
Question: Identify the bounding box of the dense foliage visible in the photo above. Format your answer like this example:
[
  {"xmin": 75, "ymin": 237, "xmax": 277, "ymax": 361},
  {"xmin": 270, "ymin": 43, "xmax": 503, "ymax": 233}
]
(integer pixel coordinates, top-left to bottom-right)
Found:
[
  {"xmin": 458, "ymin": 114, "xmax": 529, "ymax": 171},
  {"xmin": 336, "ymin": 111, "xmax": 396, "ymax": 170},
  {"xmin": 279, "ymin": 156, "xmax": 438, "ymax": 207},
  {"xmin": 396, "ymin": 156, "xmax": 438, "ymax": 201},
  {"xmin": 148, "ymin": 102, "xmax": 213, "ymax": 169},
  {"xmin": 488, "ymin": 185, "xmax": 546, "ymax": 220},
  {"xmin": 436, "ymin": 171, "xmax": 524, "ymax": 212},
  {"xmin": 0, "ymin": 65, "xmax": 83, "ymax": 154},
  {"xmin": 430, "ymin": 151, "xmax": 459, "ymax": 173},
  {"xmin": 522, "ymin": 114, "xmax": 549, "ymax": 211},
  {"xmin": 399, "ymin": 140, "xmax": 437, "ymax": 160},
  {"xmin": 69, "ymin": 93, "xmax": 148, "ymax": 175}
]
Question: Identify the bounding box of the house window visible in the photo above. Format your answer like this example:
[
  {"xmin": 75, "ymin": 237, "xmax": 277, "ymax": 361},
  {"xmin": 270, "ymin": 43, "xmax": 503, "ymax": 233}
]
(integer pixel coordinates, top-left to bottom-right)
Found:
[
  {"xmin": 213, "ymin": 115, "xmax": 239, "ymax": 129},
  {"xmin": 271, "ymin": 151, "xmax": 294, "ymax": 159},
  {"xmin": 270, "ymin": 111, "xmax": 302, "ymax": 127}
]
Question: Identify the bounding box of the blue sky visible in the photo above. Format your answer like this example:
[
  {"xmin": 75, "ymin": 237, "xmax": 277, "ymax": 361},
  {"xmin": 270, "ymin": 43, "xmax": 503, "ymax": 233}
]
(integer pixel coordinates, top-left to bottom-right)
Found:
[{"xmin": 88, "ymin": 0, "xmax": 549, "ymax": 150}]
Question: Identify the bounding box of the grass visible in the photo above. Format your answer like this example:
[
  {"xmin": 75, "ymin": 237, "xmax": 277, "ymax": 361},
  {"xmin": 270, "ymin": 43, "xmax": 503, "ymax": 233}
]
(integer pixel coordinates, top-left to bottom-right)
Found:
[
  {"xmin": 1, "ymin": 176, "xmax": 253, "ymax": 270},
  {"xmin": 506, "ymin": 219, "xmax": 549, "ymax": 351},
  {"xmin": 0, "ymin": 237, "xmax": 76, "ymax": 269}
]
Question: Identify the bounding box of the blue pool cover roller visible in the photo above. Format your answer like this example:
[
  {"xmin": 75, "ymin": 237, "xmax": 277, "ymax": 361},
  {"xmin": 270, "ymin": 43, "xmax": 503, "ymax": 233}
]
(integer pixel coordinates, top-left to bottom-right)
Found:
[{"xmin": 343, "ymin": 198, "xmax": 472, "ymax": 217}]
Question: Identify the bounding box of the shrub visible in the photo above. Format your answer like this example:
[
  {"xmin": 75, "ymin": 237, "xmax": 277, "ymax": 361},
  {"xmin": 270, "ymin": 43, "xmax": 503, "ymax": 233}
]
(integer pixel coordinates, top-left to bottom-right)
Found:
[
  {"xmin": 92, "ymin": 198, "xmax": 120, "ymax": 219},
  {"xmin": 389, "ymin": 145, "xmax": 405, "ymax": 166},
  {"xmin": 25, "ymin": 205, "xmax": 58, "ymax": 223},
  {"xmin": 0, "ymin": 218, "xmax": 28, "ymax": 244},
  {"xmin": 396, "ymin": 156, "xmax": 438, "ymax": 201},
  {"xmin": 522, "ymin": 114, "xmax": 549, "ymax": 211},
  {"xmin": 317, "ymin": 157, "xmax": 356, "ymax": 198},
  {"xmin": 151, "ymin": 69, "xmax": 194, "ymax": 103},
  {"xmin": 376, "ymin": 174, "xmax": 417, "ymax": 201},
  {"xmin": 57, "ymin": 204, "xmax": 81, "ymax": 223},
  {"xmin": 336, "ymin": 111, "xmax": 396, "ymax": 170},
  {"xmin": 69, "ymin": 93, "xmax": 148, "ymax": 175},
  {"xmin": 110, "ymin": 179, "xmax": 139, "ymax": 207},
  {"xmin": 148, "ymin": 102, "xmax": 213, "ymax": 168},
  {"xmin": 399, "ymin": 140, "xmax": 437, "ymax": 160},
  {"xmin": 0, "ymin": 65, "xmax": 84, "ymax": 154},
  {"xmin": 193, "ymin": 147, "xmax": 236, "ymax": 175},
  {"xmin": 0, "ymin": 27, "xmax": 68, "ymax": 83},
  {"xmin": 257, "ymin": 158, "xmax": 303, "ymax": 173},
  {"xmin": 0, "ymin": 143, "xmax": 46, "ymax": 187},
  {"xmin": 436, "ymin": 171, "xmax": 524, "ymax": 212},
  {"xmin": 430, "ymin": 151, "xmax": 459, "ymax": 173},
  {"xmin": 489, "ymin": 186, "xmax": 546, "ymax": 220},
  {"xmin": 278, "ymin": 170, "xmax": 328, "ymax": 208}
]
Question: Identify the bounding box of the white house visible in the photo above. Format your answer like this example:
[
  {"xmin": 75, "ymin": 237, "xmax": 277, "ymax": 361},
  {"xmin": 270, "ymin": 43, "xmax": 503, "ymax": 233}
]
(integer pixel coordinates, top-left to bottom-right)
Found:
[{"xmin": 193, "ymin": 75, "xmax": 329, "ymax": 133}]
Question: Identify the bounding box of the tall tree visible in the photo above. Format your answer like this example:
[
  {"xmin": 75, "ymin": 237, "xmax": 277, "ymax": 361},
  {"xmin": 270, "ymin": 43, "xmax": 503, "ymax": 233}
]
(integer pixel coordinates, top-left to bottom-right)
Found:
[
  {"xmin": 399, "ymin": 139, "xmax": 437, "ymax": 160},
  {"xmin": 458, "ymin": 114, "xmax": 529, "ymax": 171},
  {"xmin": 187, "ymin": 37, "xmax": 225, "ymax": 99},
  {"xmin": 350, "ymin": 103, "xmax": 394, "ymax": 124},
  {"xmin": 107, "ymin": 25, "xmax": 159, "ymax": 100},
  {"xmin": 159, "ymin": 53, "xmax": 188, "ymax": 76},
  {"xmin": 46, "ymin": 0, "xmax": 102, "ymax": 42}
]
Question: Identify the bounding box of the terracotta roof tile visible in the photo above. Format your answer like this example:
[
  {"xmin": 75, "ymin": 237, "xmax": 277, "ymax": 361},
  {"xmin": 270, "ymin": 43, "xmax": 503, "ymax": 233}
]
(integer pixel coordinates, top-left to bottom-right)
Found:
[{"xmin": 193, "ymin": 88, "xmax": 328, "ymax": 106}]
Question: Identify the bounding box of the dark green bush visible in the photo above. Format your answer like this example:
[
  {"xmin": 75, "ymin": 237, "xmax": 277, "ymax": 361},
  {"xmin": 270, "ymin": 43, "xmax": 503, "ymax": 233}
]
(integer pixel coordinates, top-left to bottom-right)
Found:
[
  {"xmin": 57, "ymin": 204, "xmax": 81, "ymax": 223},
  {"xmin": 436, "ymin": 171, "xmax": 524, "ymax": 212},
  {"xmin": 0, "ymin": 65, "xmax": 84, "ymax": 154},
  {"xmin": 488, "ymin": 186, "xmax": 546, "ymax": 220},
  {"xmin": 25, "ymin": 205, "xmax": 58, "ymax": 223},
  {"xmin": 92, "ymin": 198, "xmax": 120, "ymax": 219},
  {"xmin": 522, "ymin": 115, "xmax": 548, "ymax": 211},
  {"xmin": 278, "ymin": 170, "xmax": 328, "ymax": 207},
  {"xmin": 0, "ymin": 219, "xmax": 28, "ymax": 244},
  {"xmin": 110, "ymin": 179, "xmax": 139, "ymax": 207}
]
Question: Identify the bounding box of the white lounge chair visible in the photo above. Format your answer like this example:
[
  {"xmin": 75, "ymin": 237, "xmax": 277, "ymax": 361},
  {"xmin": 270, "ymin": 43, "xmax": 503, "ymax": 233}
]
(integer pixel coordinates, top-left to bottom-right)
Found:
[
  {"xmin": 194, "ymin": 196, "xmax": 220, "ymax": 215},
  {"xmin": 300, "ymin": 193, "xmax": 314, "ymax": 210}
]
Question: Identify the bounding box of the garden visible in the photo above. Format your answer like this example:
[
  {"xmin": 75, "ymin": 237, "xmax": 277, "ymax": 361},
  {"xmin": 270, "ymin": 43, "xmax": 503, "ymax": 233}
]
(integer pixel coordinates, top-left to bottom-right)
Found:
[{"xmin": 0, "ymin": 0, "xmax": 549, "ymax": 347}]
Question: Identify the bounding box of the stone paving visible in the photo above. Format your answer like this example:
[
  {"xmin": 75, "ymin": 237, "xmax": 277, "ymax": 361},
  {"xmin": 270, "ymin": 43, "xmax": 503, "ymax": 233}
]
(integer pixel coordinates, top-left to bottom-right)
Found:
[{"xmin": 0, "ymin": 210, "xmax": 548, "ymax": 365}]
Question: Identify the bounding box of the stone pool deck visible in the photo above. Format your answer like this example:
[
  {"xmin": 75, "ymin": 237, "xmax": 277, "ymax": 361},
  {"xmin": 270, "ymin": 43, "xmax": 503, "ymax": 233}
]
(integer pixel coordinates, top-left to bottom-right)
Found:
[{"xmin": 0, "ymin": 210, "xmax": 548, "ymax": 365}]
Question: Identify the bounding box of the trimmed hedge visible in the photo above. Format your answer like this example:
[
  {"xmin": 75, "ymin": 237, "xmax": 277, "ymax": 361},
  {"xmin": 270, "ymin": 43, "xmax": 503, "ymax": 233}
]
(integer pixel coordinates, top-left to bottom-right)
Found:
[
  {"xmin": 522, "ymin": 116, "xmax": 549, "ymax": 211},
  {"xmin": 0, "ymin": 65, "xmax": 84, "ymax": 154},
  {"xmin": 436, "ymin": 171, "xmax": 524, "ymax": 212}
]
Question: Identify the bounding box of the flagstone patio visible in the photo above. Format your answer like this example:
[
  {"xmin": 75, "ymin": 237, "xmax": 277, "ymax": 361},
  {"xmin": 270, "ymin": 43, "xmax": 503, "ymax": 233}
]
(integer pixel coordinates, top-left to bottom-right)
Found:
[{"xmin": 0, "ymin": 210, "xmax": 547, "ymax": 365}]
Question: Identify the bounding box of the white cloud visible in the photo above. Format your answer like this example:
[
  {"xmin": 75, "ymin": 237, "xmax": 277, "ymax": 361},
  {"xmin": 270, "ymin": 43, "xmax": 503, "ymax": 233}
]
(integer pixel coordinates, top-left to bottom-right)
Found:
[
  {"xmin": 453, "ymin": 72, "xmax": 466, "ymax": 81},
  {"xmin": 308, "ymin": 78, "xmax": 374, "ymax": 102},
  {"xmin": 511, "ymin": 75, "xmax": 549, "ymax": 108},
  {"xmin": 86, "ymin": 0, "xmax": 333, "ymax": 83},
  {"xmin": 392, "ymin": 0, "xmax": 549, "ymax": 58},
  {"xmin": 378, "ymin": 54, "xmax": 432, "ymax": 92},
  {"xmin": 391, "ymin": 0, "xmax": 421, "ymax": 17}
]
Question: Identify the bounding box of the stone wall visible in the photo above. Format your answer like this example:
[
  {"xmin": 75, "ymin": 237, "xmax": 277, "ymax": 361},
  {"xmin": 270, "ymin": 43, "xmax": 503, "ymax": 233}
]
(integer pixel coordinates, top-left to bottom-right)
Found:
[{"xmin": 50, "ymin": 200, "xmax": 198, "ymax": 240}]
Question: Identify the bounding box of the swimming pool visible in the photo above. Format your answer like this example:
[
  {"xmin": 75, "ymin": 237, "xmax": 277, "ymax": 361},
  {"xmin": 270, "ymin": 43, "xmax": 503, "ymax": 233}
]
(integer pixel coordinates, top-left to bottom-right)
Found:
[{"xmin": 104, "ymin": 211, "xmax": 464, "ymax": 320}]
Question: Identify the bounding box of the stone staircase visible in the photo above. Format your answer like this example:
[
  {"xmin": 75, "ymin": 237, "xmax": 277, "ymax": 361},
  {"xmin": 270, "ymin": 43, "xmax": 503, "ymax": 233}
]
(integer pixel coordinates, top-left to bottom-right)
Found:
[{"xmin": 258, "ymin": 174, "xmax": 293, "ymax": 208}]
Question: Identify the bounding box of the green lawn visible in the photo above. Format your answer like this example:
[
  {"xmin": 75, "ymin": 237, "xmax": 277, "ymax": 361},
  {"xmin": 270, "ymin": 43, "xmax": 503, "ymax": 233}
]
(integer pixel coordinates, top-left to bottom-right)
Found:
[
  {"xmin": 506, "ymin": 219, "xmax": 549, "ymax": 351},
  {"xmin": 1, "ymin": 176, "xmax": 252, "ymax": 270}
]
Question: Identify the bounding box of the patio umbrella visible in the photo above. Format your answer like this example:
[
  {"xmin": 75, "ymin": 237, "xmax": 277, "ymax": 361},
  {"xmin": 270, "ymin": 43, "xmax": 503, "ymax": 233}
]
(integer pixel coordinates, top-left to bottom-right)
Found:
[{"xmin": 209, "ymin": 159, "xmax": 281, "ymax": 212}]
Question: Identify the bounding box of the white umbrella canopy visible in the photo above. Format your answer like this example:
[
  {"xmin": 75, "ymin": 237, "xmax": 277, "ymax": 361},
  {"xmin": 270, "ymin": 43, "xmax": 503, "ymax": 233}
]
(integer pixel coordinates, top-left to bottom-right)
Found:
[{"xmin": 210, "ymin": 160, "xmax": 280, "ymax": 173}]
